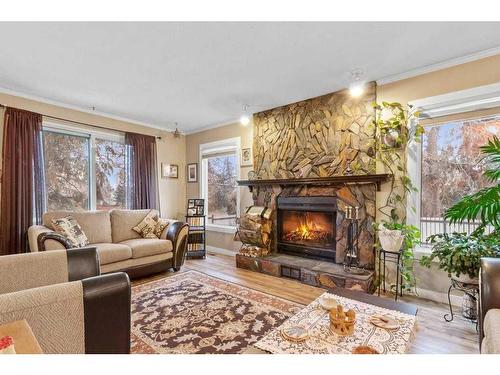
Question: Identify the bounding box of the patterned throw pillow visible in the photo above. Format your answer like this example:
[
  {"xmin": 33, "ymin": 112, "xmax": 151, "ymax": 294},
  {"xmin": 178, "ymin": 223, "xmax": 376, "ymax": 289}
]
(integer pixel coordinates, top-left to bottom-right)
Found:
[
  {"xmin": 153, "ymin": 218, "xmax": 169, "ymax": 238},
  {"xmin": 51, "ymin": 216, "xmax": 90, "ymax": 248},
  {"xmin": 133, "ymin": 211, "xmax": 159, "ymax": 239}
]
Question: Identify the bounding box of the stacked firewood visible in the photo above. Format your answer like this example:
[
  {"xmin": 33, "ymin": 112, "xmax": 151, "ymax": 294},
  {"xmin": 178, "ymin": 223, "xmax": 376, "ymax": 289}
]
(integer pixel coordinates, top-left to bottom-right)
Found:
[{"xmin": 235, "ymin": 206, "xmax": 273, "ymax": 257}]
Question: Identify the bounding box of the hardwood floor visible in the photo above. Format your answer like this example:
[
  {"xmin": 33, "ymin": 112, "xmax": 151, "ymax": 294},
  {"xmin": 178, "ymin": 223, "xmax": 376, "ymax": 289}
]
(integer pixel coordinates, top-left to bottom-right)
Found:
[{"xmin": 134, "ymin": 252, "xmax": 479, "ymax": 354}]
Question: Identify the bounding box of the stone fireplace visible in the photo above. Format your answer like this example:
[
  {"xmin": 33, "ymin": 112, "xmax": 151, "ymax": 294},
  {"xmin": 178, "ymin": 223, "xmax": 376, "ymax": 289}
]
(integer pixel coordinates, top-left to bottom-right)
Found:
[
  {"xmin": 277, "ymin": 195, "xmax": 337, "ymax": 262},
  {"xmin": 235, "ymin": 82, "xmax": 390, "ymax": 293}
]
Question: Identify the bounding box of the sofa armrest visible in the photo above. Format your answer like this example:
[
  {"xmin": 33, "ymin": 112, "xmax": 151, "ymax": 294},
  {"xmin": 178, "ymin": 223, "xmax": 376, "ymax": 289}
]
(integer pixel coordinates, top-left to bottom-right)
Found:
[
  {"xmin": 0, "ymin": 248, "xmax": 100, "ymax": 294},
  {"xmin": 165, "ymin": 221, "xmax": 189, "ymax": 271},
  {"xmin": 0, "ymin": 272, "xmax": 131, "ymax": 354},
  {"xmin": 479, "ymin": 257, "xmax": 500, "ymax": 351},
  {"xmin": 37, "ymin": 231, "xmax": 73, "ymax": 252},
  {"xmin": 81, "ymin": 272, "xmax": 131, "ymax": 354},
  {"xmin": 28, "ymin": 225, "xmax": 65, "ymax": 252}
]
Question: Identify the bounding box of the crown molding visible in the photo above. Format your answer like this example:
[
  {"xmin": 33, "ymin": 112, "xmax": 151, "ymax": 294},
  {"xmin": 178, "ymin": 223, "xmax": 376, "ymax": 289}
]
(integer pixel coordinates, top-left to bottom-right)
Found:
[
  {"xmin": 184, "ymin": 118, "xmax": 247, "ymax": 135},
  {"xmin": 0, "ymin": 85, "xmax": 178, "ymax": 134},
  {"xmin": 376, "ymin": 46, "xmax": 500, "ymax": 86}
]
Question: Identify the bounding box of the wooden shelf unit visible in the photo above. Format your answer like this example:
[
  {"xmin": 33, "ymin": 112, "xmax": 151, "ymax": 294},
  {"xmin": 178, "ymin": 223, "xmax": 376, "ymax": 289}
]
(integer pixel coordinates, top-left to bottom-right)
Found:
[{"xmin": 185, "ymin": 215, "xmax": 206, "ymax": 259}]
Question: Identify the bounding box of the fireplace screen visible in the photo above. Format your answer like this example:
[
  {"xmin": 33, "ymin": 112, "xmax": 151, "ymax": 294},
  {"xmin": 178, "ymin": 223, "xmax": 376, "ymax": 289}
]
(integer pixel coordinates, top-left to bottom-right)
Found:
[
  {"xmin": 276, "ymin": 195, "xmax": 337, "ymax": 262},
  {"xmin": 280, "ymin": 210, "xmax": 335, "ymax": 248}
]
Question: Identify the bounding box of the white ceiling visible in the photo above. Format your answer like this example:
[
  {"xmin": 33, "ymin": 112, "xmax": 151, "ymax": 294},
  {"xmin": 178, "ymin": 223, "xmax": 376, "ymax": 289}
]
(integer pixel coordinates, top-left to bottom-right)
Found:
[{"xmin": 0, "ymin": 22, "xmax": 500, "ymax": 133}]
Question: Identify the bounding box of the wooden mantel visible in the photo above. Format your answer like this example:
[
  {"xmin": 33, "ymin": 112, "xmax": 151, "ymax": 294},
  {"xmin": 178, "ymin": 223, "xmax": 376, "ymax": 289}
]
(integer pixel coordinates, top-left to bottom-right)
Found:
[{"xmin": 237, "ymin": 173, "xmax": 392, "ymax": 192}]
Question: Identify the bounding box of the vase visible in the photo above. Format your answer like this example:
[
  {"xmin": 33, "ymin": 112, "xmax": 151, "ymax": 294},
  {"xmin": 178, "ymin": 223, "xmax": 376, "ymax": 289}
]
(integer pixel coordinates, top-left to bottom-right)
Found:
[{"xmin": 378, "ymin": 228, "xmax": 404, "ymax": 253}]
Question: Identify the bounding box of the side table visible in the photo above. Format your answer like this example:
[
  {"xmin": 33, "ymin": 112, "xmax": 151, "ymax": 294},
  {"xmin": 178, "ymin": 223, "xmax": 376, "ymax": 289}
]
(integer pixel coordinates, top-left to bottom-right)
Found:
[
  {"xmin": 444, "ymin": 278, "xmax": 479, "ymax": 326},
  {"xmin": 377, "ymin": 247, "xmax": 404, "ymax": 301}
]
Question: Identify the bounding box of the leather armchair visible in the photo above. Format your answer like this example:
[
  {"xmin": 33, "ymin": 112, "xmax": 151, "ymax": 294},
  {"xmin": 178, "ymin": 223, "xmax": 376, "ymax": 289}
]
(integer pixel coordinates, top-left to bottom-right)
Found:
[
  {"xmin": 0, "ymin": 248, "xmax": 131, "ymax": 354},
  {"xmin": 479, "ymin": 257, "xmax": 500, "ymax": 353}
]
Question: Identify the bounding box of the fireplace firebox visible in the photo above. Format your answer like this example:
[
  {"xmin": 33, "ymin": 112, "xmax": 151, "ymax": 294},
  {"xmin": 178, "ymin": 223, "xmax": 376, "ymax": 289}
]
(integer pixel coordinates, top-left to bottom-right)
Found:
[{"xmin": 277, "ymin": 196, "xmax": 337, "ymax": 262}]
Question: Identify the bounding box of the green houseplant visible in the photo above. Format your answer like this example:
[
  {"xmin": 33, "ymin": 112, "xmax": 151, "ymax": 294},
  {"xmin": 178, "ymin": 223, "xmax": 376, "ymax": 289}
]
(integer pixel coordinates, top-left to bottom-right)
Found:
[
  {"xmin": 372, "ymin": 102, "xmax": 424, "ymax": 292},
  {"xmin": 420, "ymin": 136, "xmax": 500, "ymax": 280}
]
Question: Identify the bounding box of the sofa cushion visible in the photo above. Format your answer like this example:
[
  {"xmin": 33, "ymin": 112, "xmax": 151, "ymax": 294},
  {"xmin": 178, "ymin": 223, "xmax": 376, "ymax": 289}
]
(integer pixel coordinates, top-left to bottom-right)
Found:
[
  {"xmin": 119, "ymin": 238, "xmax": 172, "ymax": 259},
  {"xmin": 43, "ymin": 211, "xmax": 112, "ymax": 244},
  {"xmin": 132, "ymin": 211, "xmax": 160, "ymax": 239},
  {"xmin": 482, "ymin": 309, "xmax": 500, "ymax": 354},
  {"xmin": 110, "ymin": 209, "xmax": 159, "ymax": 243},
  {"xmin": 51, "ymin": 216, "xmax": 90, "ymax": 248},
  {"xmin": 93, "ymin": 243, "xmax": 132, "ymax": 265}
]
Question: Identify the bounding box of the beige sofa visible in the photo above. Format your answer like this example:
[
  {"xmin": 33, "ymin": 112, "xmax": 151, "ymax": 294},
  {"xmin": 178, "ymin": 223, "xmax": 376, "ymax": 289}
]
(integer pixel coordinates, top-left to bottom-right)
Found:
[{"xmin": 28, "ymin": 209, "xmax": 189, "ymax": 278}]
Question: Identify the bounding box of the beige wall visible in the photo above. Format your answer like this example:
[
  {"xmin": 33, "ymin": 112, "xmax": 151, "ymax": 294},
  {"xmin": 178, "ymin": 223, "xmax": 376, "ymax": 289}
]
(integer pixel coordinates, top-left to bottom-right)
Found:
[{"xmin": 0, "ymin": 93, "xmax": 186, "ymax": 220}]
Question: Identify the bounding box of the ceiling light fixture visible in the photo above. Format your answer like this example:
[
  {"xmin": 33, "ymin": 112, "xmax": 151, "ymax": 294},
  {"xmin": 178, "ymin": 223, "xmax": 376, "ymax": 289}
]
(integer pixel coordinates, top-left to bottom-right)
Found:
[
  {"xmin": 172, "ymin": 122, "xmax": 181, "ymax": 138},
  {"xmin": 349, "ymin": 70, "xmax": 365, "ymax": 98},
  {"xmin": 240, "ymin": 104, "xmax": 250, "ymax": 126}
]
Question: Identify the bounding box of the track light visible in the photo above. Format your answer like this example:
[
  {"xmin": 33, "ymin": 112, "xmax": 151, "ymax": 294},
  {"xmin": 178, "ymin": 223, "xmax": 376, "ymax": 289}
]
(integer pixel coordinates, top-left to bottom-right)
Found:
[
  {"xmin": 240, "ymin": 104, "xmax": 250, "ymax": 126},
  {"xmin": 349, "ymin": 70, "xmax": 365, "ymax": 98}
]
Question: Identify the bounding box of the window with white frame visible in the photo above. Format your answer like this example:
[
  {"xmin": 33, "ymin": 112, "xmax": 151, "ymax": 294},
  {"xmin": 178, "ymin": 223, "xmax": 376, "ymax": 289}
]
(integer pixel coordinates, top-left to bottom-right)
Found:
[
  {"xmin": 42, "ymin": 122, "xmax": 127, "ymax": 211},
  {"xmin": 418, "ymin": 113, "xmax": 499, "ymax": 243},
  {"xmin": 200, "ymin": 138, "xmax": 240, "ymax": 229}
]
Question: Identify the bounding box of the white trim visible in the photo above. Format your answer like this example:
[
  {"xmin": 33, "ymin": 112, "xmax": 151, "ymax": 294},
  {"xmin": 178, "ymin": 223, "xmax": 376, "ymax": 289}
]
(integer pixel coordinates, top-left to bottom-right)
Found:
[
  {"xmin": 206, "ymin": 224, "xmax": 237, "ymax": 234},
  {"xmin": 0, "ymin": 85, "xmax": 177, "ymax": 133},
  {"xmin": 414, "ymin": 287, "xmax": 462, "ymax": 307},
  {"xmin": 206, "ymin": 246, "xmax": 237, "ymax": 257},
  {"xmin": 199, "ymin": 137, "xmax": 241, "ymax": 231},
  {"xmin": 184, "ymin": 119, "xmax": 246, "ymax": 135},
  {"xmin": 377, "ymin": 46, "xmax": 500, "ymax": 85},
  {"xmin": 411, "ymin": 82, "xmax": 500, "ymax": 118}
]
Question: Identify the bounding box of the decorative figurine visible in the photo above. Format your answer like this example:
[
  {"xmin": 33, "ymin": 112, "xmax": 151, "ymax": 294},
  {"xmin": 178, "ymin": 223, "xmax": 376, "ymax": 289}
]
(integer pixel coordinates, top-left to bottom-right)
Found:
[{"xmin": 329, "ymin": 305, "xmax": 356, "ymax": 336}]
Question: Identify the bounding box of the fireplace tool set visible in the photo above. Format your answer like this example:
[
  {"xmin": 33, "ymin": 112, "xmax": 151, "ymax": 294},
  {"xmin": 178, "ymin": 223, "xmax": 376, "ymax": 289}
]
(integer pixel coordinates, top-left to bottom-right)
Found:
[{"xmin": 343, "ymin": 205, "xmax": 366, "ymax": 275}]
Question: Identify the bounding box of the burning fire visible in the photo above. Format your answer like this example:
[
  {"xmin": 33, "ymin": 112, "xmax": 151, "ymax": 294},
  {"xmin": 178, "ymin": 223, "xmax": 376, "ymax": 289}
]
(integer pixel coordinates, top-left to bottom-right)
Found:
[{"xmin": 284, "ymin": 220, "xmax": 328, "ymax": 242}]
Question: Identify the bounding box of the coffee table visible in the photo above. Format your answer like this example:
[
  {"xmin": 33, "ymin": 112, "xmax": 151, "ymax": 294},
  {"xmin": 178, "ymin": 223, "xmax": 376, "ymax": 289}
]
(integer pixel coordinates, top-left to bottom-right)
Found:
[
  {"xmin": 0, "ymin": 320, "xmax": 43, "ymax": 354},
  {"xmin": 251, "ymin": 288, "xmax": 418, "ymax": 354}
]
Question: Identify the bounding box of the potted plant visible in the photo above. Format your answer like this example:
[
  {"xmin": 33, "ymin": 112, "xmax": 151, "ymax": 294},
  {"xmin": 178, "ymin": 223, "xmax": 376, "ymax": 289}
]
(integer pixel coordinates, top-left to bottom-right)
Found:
[{"xmin": 421, "ymin": 136, "xmax": 500, "ymax": 282}]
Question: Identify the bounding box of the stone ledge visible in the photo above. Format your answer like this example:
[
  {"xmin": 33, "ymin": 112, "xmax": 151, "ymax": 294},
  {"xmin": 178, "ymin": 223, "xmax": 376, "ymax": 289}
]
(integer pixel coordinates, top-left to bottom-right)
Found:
[{"xmin": 235, "ymin": 253, "xmax": 374, "ymax": 293}]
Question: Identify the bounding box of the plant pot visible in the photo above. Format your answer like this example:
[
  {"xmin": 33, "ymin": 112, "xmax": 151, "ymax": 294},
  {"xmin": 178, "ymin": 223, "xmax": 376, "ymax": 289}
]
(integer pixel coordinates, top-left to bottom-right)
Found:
[{"xmin": 378, "ymin": 228, "xmax": 404, "ymax": 253}]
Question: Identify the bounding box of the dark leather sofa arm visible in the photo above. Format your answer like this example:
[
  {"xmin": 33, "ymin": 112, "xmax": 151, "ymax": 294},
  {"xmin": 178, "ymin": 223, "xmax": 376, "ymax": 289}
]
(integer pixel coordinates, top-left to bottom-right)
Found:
[
  {"xmin": 37, "ymin": 231, "xmax": 73, "ymax": 251},
  {"xmin": 82, "ymin": 272, "xmax": 131, "ymax": 354},
  {"xmin": 479, "ymin": 257, "xmax": 500, "ymax": 350},
  {"xmin": 166, "ymin": 221, "xmax": 189, "ymax": 271}
]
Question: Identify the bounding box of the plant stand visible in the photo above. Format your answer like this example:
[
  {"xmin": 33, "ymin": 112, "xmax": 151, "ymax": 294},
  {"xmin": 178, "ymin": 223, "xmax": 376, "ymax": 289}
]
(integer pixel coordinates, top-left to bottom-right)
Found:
[
  {"xmin": 377, "ymin": 247, "xmax": 403, "ymax": 301},
  {"xmin": 444, "ymin": 278, "xmax": 479, "ymax": 328}
]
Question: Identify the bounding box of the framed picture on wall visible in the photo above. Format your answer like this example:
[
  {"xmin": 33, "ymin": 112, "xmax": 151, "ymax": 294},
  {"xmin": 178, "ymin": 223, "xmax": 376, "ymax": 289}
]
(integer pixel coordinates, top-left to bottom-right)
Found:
[
  {"xmin": 161, "ymin": 163, "xmax": 178, "ymax": 178},
  {"xmin": 241, "ymin": 147, "xmax": 253, "ymax": 166},
  {"xmin": 187, "ymin": 163, "xmax": 198, "ymax": 182}
]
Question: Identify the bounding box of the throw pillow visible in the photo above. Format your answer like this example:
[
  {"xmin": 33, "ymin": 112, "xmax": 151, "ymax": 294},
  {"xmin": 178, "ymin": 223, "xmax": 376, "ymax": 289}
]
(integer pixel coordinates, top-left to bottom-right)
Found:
[
  {"xmin": 133, "ymin": 210, "xmax": 159, "ymax": 239},
  {"xmin": 51, "ymin": 216, "xmax": 90, "ymax": 248},
  {"xmin": 153, "ymin": 218, "xmax": 169, "ymax": 238}
]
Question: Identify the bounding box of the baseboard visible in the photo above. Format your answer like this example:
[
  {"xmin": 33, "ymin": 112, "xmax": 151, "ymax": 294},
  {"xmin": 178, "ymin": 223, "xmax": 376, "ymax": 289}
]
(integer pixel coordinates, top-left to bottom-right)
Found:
[
  {"xmin": 414, "ymin": 287, "xmax": 463, "ymax": 307},
  {"xmin": 206, "ymin": 246, "xmax": 237, "ymax": 257}
]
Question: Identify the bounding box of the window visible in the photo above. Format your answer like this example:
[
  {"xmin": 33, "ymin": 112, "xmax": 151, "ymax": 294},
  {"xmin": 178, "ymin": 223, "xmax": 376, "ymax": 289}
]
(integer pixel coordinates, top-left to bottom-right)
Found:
[
  {"xmin": 95, "ymin": 139, "xmax": 126, "ymax": 210},
  {"xmin": 420, "ymin": 114, "xmax": 500, "ymax": 243},
  {"xmin": 200, "ymin": 138, "xmax": 240, "ymax": 230},
  {"xmin": 42, "ymin": 122, "xmax": 127, "ymax": 211},
  {"xmin": 43, "ymin": 130, "xmax": 90, "ymax": 211}
]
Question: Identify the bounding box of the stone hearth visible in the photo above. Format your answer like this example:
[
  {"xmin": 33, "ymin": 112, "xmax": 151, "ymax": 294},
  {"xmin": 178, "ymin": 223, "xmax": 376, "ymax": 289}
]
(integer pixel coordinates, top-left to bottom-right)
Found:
[{"xmin": 236, "ymin": 253, "xmax": 374, "ymax": 292}]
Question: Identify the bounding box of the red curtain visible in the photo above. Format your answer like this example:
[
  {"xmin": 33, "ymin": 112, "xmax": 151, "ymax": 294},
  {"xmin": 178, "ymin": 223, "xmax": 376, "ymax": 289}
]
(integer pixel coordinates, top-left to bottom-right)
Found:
[
  {"xmin": 0, "ymin": 107, "xmax": 45, "ymax": 255},
  {"xmin": 125, "ymin": 132, "xmax": 158, "ymax": 210}
]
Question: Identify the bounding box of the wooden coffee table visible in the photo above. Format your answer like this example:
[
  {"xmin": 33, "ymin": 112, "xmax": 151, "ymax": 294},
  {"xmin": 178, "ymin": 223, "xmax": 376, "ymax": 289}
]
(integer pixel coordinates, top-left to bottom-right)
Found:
[{"xmin": 249, "ymin": 288, "xmax": 418, "ymax": 354}]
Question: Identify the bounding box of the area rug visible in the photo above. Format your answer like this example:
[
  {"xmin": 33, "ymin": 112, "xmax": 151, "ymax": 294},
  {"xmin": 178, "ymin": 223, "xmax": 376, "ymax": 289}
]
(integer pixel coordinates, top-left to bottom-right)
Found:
[{"xmin": 131, "ymin": 270, "xmax": 303, "ymax": 354}]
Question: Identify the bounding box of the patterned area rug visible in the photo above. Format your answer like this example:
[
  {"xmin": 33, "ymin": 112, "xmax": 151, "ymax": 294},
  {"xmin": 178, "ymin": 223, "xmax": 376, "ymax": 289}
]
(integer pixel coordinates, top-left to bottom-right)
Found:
[{"xmin": 131, "ymin": 270, "xmax": 303, "ymax": 354}]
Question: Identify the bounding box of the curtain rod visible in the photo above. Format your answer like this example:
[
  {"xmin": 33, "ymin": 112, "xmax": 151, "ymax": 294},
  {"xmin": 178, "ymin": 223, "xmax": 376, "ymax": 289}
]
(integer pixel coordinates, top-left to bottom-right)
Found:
[{"xmin": 0, "ymin": 103, "xmax": 163, "ymax": 140}]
